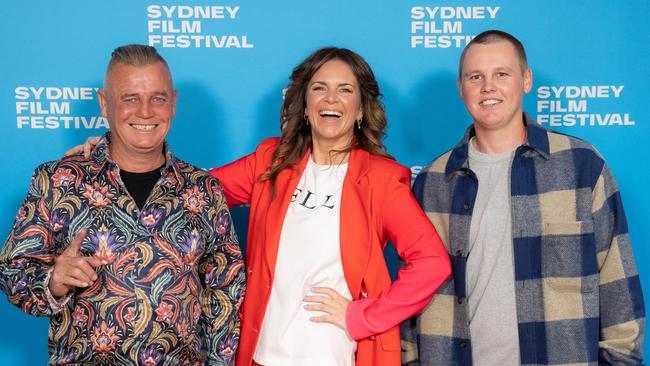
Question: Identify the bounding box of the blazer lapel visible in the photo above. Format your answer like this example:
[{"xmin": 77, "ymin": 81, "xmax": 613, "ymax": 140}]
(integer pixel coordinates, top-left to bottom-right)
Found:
[{"xmin": 340, "ymin": 149, "xmax": 372, "ymax": 299}]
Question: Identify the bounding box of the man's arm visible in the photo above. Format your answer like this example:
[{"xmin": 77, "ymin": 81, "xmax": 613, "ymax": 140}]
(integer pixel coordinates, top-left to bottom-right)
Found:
[
  {"xmin": 594, "ymin": 163, "xmax": 645, "ymax": 364},
  {"xmin": 0, "ymin": 165, "xmax": 58, "ymax": 316},
  {"xmin": 401, "ymin": 312, "xmax": 421, "ymax": 366},
  {"xmin": 200, "ymin": 178, "xmax": 246, "ymax": 365}
]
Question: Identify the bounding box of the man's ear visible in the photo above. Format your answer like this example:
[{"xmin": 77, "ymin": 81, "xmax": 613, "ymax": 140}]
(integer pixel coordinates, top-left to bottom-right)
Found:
[
  {"xmin": 97, "ymin": 89, "xmax": 108, "ymax": 117},
  {"xmin": 523, "ymin": 68, "xmax": 533, "ymax": 94},
  {"xmin": 171, "ymin": 89, "xmax": 178, "ymax": 118}
]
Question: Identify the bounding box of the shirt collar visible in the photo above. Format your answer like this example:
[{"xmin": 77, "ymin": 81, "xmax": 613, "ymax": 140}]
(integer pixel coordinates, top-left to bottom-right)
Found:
[
  {"xmin": 90, "ymin": 132, "xmax": 183, "ymax": 187},
  {"xmin": 445, "ymin": 112, "xmax": 550, "ymax": 177}
]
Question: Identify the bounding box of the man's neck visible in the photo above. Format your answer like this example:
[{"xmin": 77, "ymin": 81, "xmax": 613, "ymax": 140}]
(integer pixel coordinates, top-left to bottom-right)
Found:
[
  {"xmin": 109, "ymin": 146, "xmax": 166, "ymax": 173},
  {"xmin": 473, "ymin": 120, "xmax": 527, "ymax": 154}
]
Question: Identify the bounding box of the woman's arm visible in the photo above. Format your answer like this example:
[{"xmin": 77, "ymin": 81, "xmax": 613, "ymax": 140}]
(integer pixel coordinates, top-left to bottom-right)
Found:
[
  {"xmin": 345, "ymin": 168, "xmax": 451, "ymax": 340},
  {"xmin": 209, "ymin": 137, "xmax": 280, "ymax": 208},
  {"xmin": 209, "ymin": 153, "xmax": 257, "ymax": 208}
]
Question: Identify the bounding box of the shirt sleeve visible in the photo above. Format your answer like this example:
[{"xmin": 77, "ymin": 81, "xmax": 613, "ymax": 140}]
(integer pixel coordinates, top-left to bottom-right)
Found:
[
  {"xmin": 345, "ymin": 168, "xmax": 451, "ymax": 340},
  {"xmin": 594, "ymin": 163, "xmax": 645, "ymax": 364},
  {"xmin": 0, "ymin": 164, "xmax": 60, "ymax": 316},
  {"xmin": 43, "ymin": 266, "xmax": 74, "ymax": 313},
  {"xmin": 200, "ymin": 178, "xmax": 246, "ymax": 365}
]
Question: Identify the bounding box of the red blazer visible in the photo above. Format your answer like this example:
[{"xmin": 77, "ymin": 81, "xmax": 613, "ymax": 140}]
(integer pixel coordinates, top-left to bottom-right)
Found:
[{"xmin": 211, "ymin": 138, "xmax": 450, "ymax": 366}]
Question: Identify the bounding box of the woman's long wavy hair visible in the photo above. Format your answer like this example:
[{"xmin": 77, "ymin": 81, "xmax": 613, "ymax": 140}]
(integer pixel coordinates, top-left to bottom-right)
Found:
[{"xmin": 261, "ymin": 47, "xmax": 392, "ymax": 197}]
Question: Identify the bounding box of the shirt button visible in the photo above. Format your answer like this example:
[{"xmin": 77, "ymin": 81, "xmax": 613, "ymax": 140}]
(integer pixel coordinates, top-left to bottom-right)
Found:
[
  {"xmin": 463, "ymin": 203, "xmax": 470, "ymax": 210},
  {"xmin": 455, "ymin": 249, "xmax": 462, "ymax": 257},
  {"xmin": 457, "ymin": 297, "xmax": 464, "ymax": 305},
  {"xmin": 370, "ymin": 335, "xmax": 376, "ymax": 340},
  {"xmin": 459, "ymin": 340, "xmax": 467, "ymax": 348}
]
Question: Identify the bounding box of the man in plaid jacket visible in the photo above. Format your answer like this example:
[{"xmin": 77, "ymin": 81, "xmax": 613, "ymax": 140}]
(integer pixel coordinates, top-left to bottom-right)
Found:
[{"xmin": 401, "ymin": 30, "xmax": 645, "ymax": 365}]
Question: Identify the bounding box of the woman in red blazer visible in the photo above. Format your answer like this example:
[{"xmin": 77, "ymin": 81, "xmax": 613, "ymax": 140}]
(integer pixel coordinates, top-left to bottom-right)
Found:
[{"xmin": 210, "ymin": 48, "xmax": 451, "ymax": 366}]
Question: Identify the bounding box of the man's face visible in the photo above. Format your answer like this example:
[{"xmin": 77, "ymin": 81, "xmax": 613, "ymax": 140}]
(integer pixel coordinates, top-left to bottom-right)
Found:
[
  {"xmin": 98, "ymin": 62, "xmax": 177, "ymax": 161},
  {"xmin": 458, "ymin": 41, "xmax": 532, "ymax": 134}
]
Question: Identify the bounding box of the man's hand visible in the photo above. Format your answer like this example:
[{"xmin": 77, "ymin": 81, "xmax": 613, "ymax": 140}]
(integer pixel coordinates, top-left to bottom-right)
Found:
[
  {"xmin": 49, "ymin": 230, "xmax": 103, "ymax": 298},
  {"xmin": 64, "ymin": 136, "xmax": 101, "ymax": 158}
]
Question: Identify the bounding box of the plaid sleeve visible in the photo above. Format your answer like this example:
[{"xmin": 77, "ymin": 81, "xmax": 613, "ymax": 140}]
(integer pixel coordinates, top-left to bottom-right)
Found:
[
  {"xmin": 593, "ymin": 162, "xmax": 645, "ymax": 364},
  {"xmin": 400, "ymin": 171, "xmax": 426, "ymax": 366},
  {"xmin": 401, "ymin": 312, "xmax": 420, "ymax": 365}
]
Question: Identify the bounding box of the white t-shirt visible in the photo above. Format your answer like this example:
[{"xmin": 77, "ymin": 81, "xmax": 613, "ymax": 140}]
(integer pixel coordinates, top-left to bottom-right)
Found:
[{"xmin": 254, "ymin": 157, "xmax": 356, "ymax": 366}]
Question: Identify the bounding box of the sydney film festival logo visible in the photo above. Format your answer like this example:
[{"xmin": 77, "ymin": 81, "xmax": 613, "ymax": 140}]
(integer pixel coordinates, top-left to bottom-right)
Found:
[
  {"xmin": 14, "ymin": 87, "xmax": 107, "ymax": 129},
  {"xmin": 410, "ymin": 5, "xmax": 500, "ymax": 48},
  {"xmin": 536, "ymin": 85, "xmax": 635, "ymax": 127},
  {"xmin": 147, "ymin": 5, "xmax": 254, "ymax": 49}
]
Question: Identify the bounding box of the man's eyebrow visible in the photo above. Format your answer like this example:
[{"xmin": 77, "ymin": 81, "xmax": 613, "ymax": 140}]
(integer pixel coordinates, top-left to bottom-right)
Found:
[
  {"xmin": 463, "ymin": 66, "xmax": 514, "ymax": 76},
  {"xmin": 119, "ymin": 92, "xmax": 139, "ymax": 99},
  {"xmin": 119, "ymin": 91, "xmax": 170, "ymax": 98},
  {"xmin": 463, "ymin": 69, "xmax": 481, "ymax": 76}
]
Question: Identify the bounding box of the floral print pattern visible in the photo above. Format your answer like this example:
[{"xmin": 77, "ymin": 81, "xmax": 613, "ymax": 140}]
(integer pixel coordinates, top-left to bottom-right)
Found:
[
  {"xmin": 182, "ymin": 186, "xmax": 207, "ymax": 214},
  {"xmin": 91, "ymin": 321, "xmax": 120, "ymax": 353},
  {"xmin": 82, "ymin": 181, "xmax": 114, "ymax": 208},
  {"xmin": 52, "ymin": 167, "xmax": 75, "ymax": 188}
]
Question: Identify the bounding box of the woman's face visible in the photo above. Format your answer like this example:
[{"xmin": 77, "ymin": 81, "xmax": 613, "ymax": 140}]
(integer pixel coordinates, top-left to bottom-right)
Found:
[{"xmin": 305, "ymin": 59, "xmax": 363, "ymax": 150}]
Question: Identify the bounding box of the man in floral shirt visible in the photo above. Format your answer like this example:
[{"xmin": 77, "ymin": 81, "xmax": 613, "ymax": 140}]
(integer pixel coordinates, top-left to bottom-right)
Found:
[{"xmin": 0, "ymin": 44, "xmax": 245, "ymax": 365}]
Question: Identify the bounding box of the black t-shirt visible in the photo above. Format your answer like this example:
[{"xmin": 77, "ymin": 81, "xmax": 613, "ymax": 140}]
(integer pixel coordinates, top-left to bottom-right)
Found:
[{"xmin": 119, "ymin": 164, "xmax": 165, "ymax": 209}]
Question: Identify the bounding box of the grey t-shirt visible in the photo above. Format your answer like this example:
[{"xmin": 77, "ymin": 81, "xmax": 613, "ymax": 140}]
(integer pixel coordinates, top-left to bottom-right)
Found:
[{"xmin": 466, "ymin": 138, "xmax": 520, "ymax": 365}]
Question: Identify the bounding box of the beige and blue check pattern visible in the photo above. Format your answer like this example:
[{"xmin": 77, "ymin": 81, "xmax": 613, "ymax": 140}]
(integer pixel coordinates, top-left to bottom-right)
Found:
[{"xmin": 401, "ymin": 114, "xmax": 644, "ymax": 365}]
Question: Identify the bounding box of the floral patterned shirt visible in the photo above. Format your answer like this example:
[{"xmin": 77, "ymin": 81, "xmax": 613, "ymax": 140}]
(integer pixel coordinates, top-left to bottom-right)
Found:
[{"xmin": 0, "ymin": 134, "xmax": 245, "ymax": 365}]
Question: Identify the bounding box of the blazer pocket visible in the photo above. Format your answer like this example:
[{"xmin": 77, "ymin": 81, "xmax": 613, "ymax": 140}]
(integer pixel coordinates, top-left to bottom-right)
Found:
[{"xmin": 378, "ymin": 327, "xmax": 401, "ymax": 351}]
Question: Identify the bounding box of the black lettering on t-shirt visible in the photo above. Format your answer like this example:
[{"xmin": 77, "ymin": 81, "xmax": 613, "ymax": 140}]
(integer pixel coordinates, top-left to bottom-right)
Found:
[{"xmin": 293, "ymin": 189, "xmax": 336, "ymax": 210}]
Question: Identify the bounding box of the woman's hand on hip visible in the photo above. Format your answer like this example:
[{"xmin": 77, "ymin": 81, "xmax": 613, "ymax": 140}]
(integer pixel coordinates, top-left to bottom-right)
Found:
[{"xmin": 304, "ymin": 287, "xmax": 351, "ymax": 334}]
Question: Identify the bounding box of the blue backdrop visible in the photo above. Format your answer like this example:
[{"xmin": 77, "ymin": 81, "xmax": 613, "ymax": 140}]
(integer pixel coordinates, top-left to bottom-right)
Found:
[{"xmin": 1, "ymin": 1, "xmax": 649, "ymax": 364}]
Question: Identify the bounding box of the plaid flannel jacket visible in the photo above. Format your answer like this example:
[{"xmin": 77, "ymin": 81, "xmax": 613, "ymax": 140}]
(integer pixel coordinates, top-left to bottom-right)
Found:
[{"xmin": 401, "ymin": 114, "xmax": 645, "ymax": 365}]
